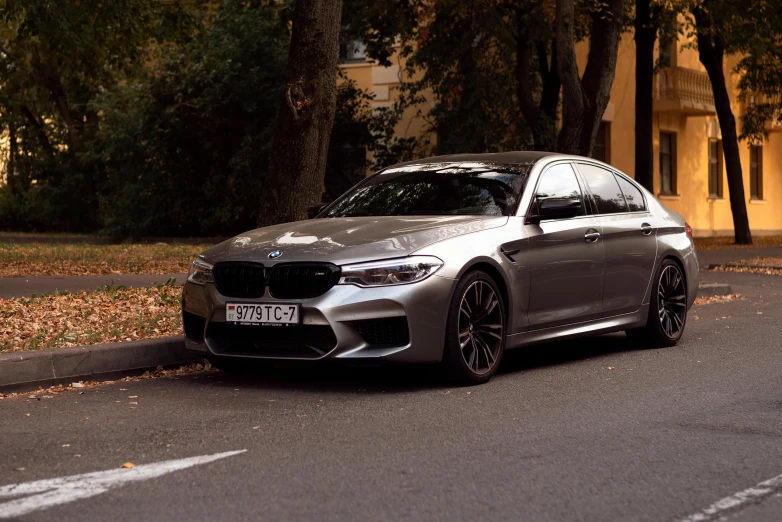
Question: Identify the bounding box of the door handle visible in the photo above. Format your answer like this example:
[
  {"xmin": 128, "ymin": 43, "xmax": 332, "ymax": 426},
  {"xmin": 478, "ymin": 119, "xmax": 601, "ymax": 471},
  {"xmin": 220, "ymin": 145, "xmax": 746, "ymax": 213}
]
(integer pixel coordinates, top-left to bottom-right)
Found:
[
  {"xmin": 641, "ymin": 223, "xmax": 654, "ymax": 236},
  {"xmin": 585, "ymin": 229, "xmax": 601, "ymax": 243}
]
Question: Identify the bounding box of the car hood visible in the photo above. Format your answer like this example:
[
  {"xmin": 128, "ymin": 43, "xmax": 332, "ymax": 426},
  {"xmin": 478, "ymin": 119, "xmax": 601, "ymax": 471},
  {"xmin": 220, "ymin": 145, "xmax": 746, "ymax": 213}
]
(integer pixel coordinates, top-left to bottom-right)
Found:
[{"xmin": 201, "ymin": 215, "xmax": 508, "ymax": 265}]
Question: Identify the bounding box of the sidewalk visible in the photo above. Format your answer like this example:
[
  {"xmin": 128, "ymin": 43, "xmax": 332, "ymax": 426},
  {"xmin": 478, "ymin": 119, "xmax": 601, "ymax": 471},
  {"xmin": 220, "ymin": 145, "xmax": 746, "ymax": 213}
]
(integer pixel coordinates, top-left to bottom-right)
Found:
[
  {"xmin": 0, "ymin": 273, "xmax": 188, "ymax": 299},
  {"xmin": 697, "ymin": 246, "xmax": 782, "ymax": 268}
]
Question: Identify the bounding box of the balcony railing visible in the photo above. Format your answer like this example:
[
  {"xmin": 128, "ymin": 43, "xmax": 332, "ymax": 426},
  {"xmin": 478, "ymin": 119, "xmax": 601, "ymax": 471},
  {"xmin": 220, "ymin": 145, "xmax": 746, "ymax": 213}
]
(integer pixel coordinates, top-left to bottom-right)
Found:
[{"xmin": 653, "ymin": 67, "xmax": 716, "ymax": 115}]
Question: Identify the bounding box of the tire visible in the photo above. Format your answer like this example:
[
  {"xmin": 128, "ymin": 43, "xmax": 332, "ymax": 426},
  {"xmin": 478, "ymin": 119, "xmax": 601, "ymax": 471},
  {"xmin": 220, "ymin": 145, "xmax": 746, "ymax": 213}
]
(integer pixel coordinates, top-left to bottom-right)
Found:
[
  {"xmin": 442, "ymin": 270, "xmax": 507, "ymax": 386},
  {"xmin": 626, "ymin": 258, "xmax": 688, "ymax": 348}
]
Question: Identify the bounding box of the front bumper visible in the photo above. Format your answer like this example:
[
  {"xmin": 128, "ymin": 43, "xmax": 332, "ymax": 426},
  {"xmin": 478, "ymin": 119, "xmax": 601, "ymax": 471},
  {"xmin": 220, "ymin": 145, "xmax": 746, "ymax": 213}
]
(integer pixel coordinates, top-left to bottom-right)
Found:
[{"xmin": 181, "ymin": 274, "xmax": 455, "ymax": 364}]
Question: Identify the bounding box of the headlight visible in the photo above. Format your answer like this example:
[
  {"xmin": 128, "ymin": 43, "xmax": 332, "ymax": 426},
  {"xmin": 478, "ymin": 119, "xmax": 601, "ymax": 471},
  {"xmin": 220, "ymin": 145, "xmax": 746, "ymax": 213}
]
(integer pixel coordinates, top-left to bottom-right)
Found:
[
  {"xmin": 339, "ymin": 256, "xmax": 443, "ymax": 287},
  {"xmin": 187, "ymin": 258, "xmax": 214, "ymax": 285}
]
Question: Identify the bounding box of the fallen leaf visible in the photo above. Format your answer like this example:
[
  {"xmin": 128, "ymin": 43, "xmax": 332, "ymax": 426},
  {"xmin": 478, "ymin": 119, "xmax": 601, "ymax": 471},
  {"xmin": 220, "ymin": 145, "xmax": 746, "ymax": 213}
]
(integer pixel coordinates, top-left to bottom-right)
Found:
[
  {"xmin": 71, "ymin": 382, "xmax": 85, "ymax": 388},
  {"xmin": 608, "ymin": 366, "xmax": 615, "ymax": 370},
  {"xmin": 120, "ymin": 462, "xmax": 135, "ymax": 469}
]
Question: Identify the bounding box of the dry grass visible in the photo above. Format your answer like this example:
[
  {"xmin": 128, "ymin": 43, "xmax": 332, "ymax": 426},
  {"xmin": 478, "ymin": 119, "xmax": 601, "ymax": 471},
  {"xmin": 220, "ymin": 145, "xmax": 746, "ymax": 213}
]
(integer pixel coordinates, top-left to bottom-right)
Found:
[
  {"xmin": 694, "ymin": 294, "xmax": 745, "ymax": 305},
  {"xmin": 694, "ymin": 236, "xmax": 782, "ymax": 250},
  {"xmin": 0, "ymin": 243, "xmax": 210, "ymax": 277},
  {"xmin": 0, "ymin": 284, "xmax": 183, "ymax": 353},
  {"xmin": 712, "ymin": 265, "xmax": 782, "ymax": 276},
  {"xmin": 710, "ymin": 257, "xmax": 782, "ymax": 276},
  {"xmin": 733, "ymin": 256, "xmax": 782, "ymax": 267}
]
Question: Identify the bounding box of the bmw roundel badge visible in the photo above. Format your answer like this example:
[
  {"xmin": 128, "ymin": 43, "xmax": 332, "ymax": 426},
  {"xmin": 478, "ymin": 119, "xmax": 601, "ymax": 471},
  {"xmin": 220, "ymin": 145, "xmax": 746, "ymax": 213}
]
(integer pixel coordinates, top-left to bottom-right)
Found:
[{"xmin": 268, "ymin": 250, "xmax": 282, "ymax": 259}]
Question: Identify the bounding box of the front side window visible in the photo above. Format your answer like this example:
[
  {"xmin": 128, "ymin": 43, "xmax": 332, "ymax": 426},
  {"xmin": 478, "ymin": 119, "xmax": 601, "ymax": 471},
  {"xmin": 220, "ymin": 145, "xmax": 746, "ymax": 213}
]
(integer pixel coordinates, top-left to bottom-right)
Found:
[
  {"xmin": 614, "ymin": 175, "xmax": 647, "ymax": 212},
  {"xmin": 659, "ymin": 132, "xmax": 676, "ymax": 195},
  {"xmin": 322, "ymin": 162, "xmax": 530, "ymax": 217},
  {"xmin": 577, "ymin": 163, "xmax": 628, "ymax": 214},
  {"xmin": 533, "ymin": 163, "xmax": 586, "ymax": 218}
]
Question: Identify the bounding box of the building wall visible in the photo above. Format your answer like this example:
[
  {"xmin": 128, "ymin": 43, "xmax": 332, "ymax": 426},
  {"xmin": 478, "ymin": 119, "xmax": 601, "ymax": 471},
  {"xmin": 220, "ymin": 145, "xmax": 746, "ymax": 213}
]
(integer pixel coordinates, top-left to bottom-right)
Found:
[{"xmin": 340, "ymin": 33, "xmax": 782, "ymax": 236}]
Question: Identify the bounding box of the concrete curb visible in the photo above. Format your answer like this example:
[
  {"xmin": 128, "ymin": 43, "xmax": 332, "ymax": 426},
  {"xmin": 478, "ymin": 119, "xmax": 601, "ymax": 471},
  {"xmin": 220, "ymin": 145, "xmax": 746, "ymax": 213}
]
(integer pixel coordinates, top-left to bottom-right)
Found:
[
  {"xmin": 0, "ymin": 336, "xmax": 200, "ymax": 393},
  {"xmin": 698, "ymin": 282, "xmax": 733, "ymax": 297}
]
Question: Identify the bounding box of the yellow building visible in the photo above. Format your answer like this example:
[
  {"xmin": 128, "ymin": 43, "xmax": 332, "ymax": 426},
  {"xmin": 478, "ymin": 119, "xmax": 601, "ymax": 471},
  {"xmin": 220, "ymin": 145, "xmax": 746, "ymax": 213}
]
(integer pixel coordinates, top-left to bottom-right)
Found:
[{"xmin": 340, "ymin": 35, "xmax": 781, "ymax": 237}]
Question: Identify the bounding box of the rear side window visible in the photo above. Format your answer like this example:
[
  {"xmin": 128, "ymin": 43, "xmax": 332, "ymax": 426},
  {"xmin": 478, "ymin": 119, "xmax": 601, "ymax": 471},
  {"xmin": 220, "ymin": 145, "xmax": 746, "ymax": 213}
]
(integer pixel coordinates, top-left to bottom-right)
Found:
[
  {"xmin": 614, "ymin": 175, "xmax": 647, "ymax": 212},
  {"xmin": 577, "ymin": 163, "xmax": 628, "ymax": 214}
]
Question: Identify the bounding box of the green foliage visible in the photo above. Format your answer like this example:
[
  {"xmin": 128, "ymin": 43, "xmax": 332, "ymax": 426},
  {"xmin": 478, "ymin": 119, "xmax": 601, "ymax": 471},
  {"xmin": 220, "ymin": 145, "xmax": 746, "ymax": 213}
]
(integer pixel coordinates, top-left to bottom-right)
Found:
[
  {"xmin": 0, "ymin": 0, "xmax": 406, "ymax": 237},
  {"xmin": 682, "ymin": 0, "xmax": 782, "ymax": 143},
  {"xmin": 94, "ymin": 0, "xmax": 291, "ymax": 237},
  {"xmin": 0, "ymin": 0, "xmax": 195, "ymax": 232},
  {"xmin": 343, "ymin": 0, "xmax": 611, "ymax": 156}
]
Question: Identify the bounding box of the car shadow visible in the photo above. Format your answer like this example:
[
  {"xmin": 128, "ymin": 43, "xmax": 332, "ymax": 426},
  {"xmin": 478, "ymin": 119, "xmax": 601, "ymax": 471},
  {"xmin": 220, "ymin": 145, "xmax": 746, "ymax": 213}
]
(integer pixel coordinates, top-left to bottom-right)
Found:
[
  {"xmin": 498, "ymin": 332, "xmax": 634, "ymax": 375},
  {"xmin": 198, "ymin": 332, "xmax": 639, "ymax": 395}
]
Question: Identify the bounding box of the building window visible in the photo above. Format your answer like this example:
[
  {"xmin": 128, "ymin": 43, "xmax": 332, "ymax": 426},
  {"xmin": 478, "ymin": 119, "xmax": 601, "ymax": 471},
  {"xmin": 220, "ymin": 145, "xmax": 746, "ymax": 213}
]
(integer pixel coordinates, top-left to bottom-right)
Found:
[
  {"xmin": 708, "ymin": 139, "xmax": 723, "ymax": 198},
  {"xmin": 659, "ymin": 132, "xmax": 676, "ymax": 195},
  {"xmin": 591, "ymin": 122, "xmax": 610, "ymax": 164},
  {"xmin": 750, "ymin": 145, "xmax": 763, "ymax": 199},
  {"xmin": 342, "ymin": 39, "xmax": 367, "ymax": 63}
]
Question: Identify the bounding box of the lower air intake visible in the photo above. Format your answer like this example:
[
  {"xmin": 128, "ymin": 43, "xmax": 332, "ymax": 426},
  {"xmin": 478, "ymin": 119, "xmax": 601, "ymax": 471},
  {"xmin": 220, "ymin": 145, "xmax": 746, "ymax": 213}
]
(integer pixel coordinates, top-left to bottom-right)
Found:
[
  {"xmin": 205, "ymin": 322, "xmax": 337, "ymax": 359},
  {"xmin": 352, "ymin": 317, "xmax": 410, "ymax": 347}
]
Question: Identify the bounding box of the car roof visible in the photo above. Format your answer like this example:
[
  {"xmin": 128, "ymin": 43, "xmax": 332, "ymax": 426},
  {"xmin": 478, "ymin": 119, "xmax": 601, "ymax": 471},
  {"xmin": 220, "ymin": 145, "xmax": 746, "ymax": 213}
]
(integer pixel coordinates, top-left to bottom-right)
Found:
[{"xmin": 385, "ymin": 151, "xmax": 566, "ymax": 170}]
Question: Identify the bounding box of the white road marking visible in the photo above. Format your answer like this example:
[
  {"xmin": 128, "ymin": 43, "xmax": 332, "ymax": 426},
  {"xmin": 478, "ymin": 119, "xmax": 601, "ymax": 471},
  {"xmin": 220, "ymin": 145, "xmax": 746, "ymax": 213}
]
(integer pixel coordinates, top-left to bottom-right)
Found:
[
  {"xmin": 0, "ymin": 450, "xmax": 246, "ymax": 519},
  {"xmin": 678, "ymin": 472, "xmax": 782, "ymax": 522}
]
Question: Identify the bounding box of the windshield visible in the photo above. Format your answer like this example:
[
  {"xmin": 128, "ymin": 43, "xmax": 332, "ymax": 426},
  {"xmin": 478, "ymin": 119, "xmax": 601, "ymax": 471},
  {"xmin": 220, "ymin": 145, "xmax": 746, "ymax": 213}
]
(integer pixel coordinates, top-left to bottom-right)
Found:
[{"xmin": 322, "ymin": 162, "xmax": 530, "ymax": 218}]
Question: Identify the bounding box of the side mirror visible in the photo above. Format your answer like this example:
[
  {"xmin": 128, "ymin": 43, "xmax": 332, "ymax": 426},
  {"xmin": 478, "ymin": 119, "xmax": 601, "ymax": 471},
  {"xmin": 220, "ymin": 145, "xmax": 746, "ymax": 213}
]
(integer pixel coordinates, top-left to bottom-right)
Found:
[
  {"xmin": 307, "ymin": 203, "xmax": 327, "ymax": 219},
  {"xmin": 528, "ymin": 197, "xmax": 582, "ymax": 223}
]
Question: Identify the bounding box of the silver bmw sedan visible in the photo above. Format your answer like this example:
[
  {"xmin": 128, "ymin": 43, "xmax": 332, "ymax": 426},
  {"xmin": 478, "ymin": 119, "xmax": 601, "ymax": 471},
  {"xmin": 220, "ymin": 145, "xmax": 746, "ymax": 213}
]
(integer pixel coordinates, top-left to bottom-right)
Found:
[{"xmin": 182, "ymin": 152, "xmax": 699, "ymax": 385}]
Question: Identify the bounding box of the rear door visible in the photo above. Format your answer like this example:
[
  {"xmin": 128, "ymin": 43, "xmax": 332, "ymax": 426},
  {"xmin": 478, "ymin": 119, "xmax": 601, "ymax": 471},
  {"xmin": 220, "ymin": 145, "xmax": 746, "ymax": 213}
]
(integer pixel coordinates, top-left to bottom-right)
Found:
[
  {"xmin": 575, "ymin": 163, "xmax": 658, "ymax": 316},
  {"xmin": 525, "ymin": 162, "xmax": 605, "ymax": 330}
]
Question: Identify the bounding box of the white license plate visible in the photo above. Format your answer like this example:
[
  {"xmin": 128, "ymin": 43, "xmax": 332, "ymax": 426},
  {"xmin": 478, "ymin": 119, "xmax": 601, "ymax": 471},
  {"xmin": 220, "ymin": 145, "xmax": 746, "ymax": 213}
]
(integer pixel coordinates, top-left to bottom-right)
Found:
[{"xmin": 226, "ymin": 303, "xmax": 300, "ymax": 325}]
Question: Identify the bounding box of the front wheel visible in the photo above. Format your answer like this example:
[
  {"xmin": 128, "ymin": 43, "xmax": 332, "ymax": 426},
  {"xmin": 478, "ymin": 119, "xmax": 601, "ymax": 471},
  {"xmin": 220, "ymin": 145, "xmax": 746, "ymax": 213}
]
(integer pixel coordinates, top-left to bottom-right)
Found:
[
  {"xmin": 626, "ymin": 258, "xmax": 688, "ymax": 348},
  {"xmin": 442, "ymin": 271, "xmax": 507, "ymax": 385}
]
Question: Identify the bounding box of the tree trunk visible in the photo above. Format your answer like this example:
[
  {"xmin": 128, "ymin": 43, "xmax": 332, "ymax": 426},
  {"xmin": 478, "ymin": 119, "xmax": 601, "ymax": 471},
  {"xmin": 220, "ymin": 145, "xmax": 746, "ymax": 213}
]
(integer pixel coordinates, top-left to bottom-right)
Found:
[
  {"xmin": 515, "ymin": 25, "xmax": 560, "ymax": 151},
  {"xmin": 8, "ymin": 123, "xmax": 16, "ymax": 194},
  {"xmin": 32, "ymin": 56, "xmax": 83, "ymax": 153},
  {"xmin": 693, "ymin": 8, "xmax": 752, "ymax": 245},
  {"xmin": 634, "ymin": 0, "xmax": 656, "ymax": 191},
  {"xmin": 20, "ymin": 105, "xmax": 55, "ymax": 158},
  {"xmin": 556, "ymin": 0, "xmax": 625, "ymax": 156},
  {"xmin": 258, "ymin": 0, "xmax": 343, "ymax": 227},
  {"xmin": 555, "ymin": 0, "xmax": 585, "ymax": 154}
]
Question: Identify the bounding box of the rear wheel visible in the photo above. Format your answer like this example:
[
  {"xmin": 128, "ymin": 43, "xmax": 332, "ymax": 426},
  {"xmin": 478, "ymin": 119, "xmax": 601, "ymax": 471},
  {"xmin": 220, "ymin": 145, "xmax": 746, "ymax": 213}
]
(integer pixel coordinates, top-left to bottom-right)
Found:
[
  {"xmin": 626, "ymin": 258, "xmax": 688, "ymax": 347},
  {"xmin": 443, "ymin": 271, "xmax": 506, "ymax": 385}
]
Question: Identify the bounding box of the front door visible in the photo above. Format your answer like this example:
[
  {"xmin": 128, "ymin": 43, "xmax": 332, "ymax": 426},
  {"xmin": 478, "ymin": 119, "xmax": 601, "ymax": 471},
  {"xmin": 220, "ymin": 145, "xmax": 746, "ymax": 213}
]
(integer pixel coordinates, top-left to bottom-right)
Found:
[{"xmin": 525, "ymin": 163, "xmax": 605, "ymax": 330}]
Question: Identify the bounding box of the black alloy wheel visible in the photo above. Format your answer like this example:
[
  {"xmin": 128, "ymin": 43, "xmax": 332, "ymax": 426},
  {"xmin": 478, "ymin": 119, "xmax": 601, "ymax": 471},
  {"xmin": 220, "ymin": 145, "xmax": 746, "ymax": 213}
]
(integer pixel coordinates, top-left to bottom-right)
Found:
[
  {"xmin": 444, "ymin": 271, "xmax": 506, "ymax": 385},
  {"xmin": 626, "ymin": 258, "xmax": 688, "ymax": 348},
  {"xmin": 657, "ymin": 264, "xmax": 687, "ymax": 339}
]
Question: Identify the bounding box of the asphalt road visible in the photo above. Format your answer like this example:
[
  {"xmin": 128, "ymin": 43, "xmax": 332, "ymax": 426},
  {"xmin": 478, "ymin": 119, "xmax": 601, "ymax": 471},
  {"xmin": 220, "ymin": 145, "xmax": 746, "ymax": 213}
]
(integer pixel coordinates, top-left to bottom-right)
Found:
[{"xmin": 1, "ymin": 270, "xmax": 781, "ymax": 522}]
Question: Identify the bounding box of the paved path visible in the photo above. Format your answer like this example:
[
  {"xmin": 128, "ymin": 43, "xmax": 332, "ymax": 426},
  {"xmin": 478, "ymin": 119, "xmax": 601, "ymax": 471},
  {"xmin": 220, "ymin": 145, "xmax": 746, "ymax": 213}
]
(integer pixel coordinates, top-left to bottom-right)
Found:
[
  {"xmin": 0, "ymin": 273, "xmax": 188, "ymax": 299},
  {"xmin": 697, "ymin": 245, "xmax": 782, "ymax": 267},
  {"xmin": 1, "ymin": 268, "xmax": 781, "ymax": 521}
]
